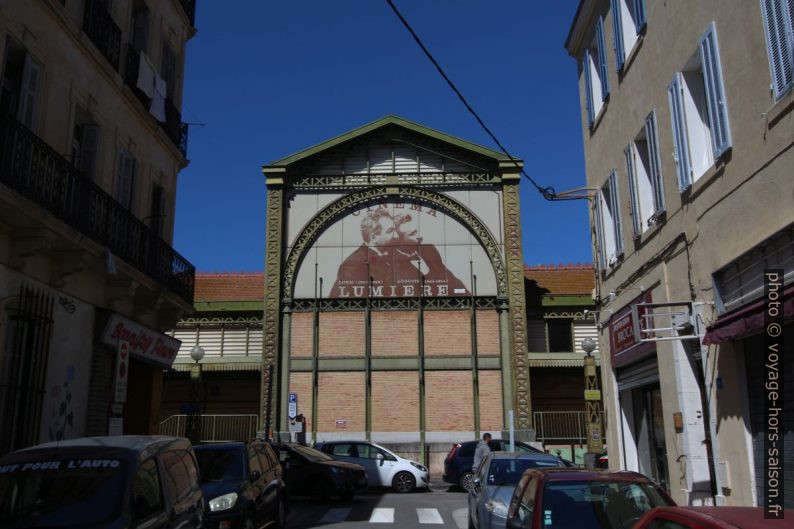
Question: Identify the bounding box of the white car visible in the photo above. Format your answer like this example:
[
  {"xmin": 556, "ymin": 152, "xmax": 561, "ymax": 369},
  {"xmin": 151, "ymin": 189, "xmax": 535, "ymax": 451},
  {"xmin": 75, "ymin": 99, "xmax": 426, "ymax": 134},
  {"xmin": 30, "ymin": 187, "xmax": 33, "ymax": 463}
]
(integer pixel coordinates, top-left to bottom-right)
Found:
[{"xmin": 315, "ymin": 440, "xmax": 429, "ymax": 493}]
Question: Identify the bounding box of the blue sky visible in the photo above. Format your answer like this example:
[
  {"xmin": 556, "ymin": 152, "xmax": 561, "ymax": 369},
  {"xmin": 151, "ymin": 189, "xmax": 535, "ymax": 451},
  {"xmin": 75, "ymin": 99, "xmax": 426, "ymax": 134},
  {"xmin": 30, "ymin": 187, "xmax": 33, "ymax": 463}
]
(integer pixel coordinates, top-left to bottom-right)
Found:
[{"xmin": 174, "ymin": 1, "xmax": 592, "ymax": 273}]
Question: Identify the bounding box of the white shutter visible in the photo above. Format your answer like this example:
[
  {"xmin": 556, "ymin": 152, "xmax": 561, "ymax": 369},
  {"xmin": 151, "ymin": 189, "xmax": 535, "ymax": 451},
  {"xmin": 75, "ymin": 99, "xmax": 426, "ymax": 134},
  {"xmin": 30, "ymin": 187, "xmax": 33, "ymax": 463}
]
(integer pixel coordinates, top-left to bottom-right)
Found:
[
  {"xmin": 612, "ymin": 0, "xmax": 626, "ymax": 71},
  {"xmin": 79, "ymin": 125, "xmax": 100, "ymax": 179},
  {"xmin": 174, "ymin": 328, "xmax": 197, "ymax": 359},
  {"xmin": 393, "ymin": 145, "xmax": 417, "ymax": 173},
  {"xmin": 594, "ymin": 191, "xmax": 607, "ymax": 270},
  {"xmin": 609, "ymin": 170, "xmax": 624, "ymax": 256},
  {"xmin": 18, "ymin": 55, "xmax": 42, "ymax": 130},
  {"xmin": 596, "ymin": 16, "xmax": 610, "ymax": 99},
  {"xmin": 699, "ymin": 23, "xmax": 731, "ymax": 157},
  {"xmin": 221, "ymin": 327, "xmax": 249, "ymax": 356},
  {"xmin": 625, "ymin": 144, "xmax": 641, "ymax": 237},
  {"xmin": 574, "ymin": 323, "xmax": 600, "ymax": 355},
  {"xmin": 583, "ymin": 51, "xmax": 595, "ymax": 127},
  {"xmin": 247, "ymin": 328, "xmax": 263, "ymax": 356},
  {"xmin": 644, "ymin": 111, "xmax": 665, "ymax": 214},
  {"xmin": 761, "ymin": 0, "xmax": 794, "ymax": 100},
  {"xmin": 368, "ymin": 147, "xmax": 392, "ymax": 173},
  {"xmin": 668, "ymin": 73, "xmax": 693, "ymax": 191}
]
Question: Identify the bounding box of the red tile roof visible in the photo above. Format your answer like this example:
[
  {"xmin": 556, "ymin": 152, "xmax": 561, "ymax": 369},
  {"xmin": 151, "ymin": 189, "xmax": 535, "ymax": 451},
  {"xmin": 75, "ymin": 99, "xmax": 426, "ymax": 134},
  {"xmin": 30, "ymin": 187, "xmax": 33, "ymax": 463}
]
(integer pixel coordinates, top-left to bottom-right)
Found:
[
  {"xmin": 195, "ymin": 273, "xmax": 264, "ymax": 302},
  {"xmin": 523, "ymin": 263, "xmax": 595, "ymax": 295}
]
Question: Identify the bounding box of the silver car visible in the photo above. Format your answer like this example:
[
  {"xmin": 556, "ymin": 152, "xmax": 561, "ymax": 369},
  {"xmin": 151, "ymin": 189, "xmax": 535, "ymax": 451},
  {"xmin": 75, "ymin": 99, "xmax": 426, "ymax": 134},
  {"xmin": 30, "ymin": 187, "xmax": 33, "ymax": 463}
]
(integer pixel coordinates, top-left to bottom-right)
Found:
[{"xmin": 468, "ymin": 451, "xmax": 565, "ymax": 529}]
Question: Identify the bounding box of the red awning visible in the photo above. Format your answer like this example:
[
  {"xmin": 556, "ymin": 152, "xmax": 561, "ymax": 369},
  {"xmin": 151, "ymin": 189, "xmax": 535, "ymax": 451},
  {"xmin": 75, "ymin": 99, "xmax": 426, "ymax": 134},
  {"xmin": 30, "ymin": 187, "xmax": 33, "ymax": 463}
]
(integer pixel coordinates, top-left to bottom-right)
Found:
[{"xmin": 702, "ymin": 285, "xmax": 794, "ymax": 345}]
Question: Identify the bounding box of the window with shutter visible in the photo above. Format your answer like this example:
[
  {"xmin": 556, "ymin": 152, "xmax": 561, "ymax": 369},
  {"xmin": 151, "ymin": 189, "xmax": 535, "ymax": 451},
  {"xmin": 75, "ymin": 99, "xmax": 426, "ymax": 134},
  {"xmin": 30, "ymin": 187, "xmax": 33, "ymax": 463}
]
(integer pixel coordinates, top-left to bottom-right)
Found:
[
  {"xmin": 644, "ymin": 111, "xmax": 665, "ymax": 215},
  {"xmin": 760, "ymin": 0, "xmax": 794, "ymax": 100},
  {"xmin": 597, "ymin": 172, "xmax": 623, "ymax": 267},
  {"xmin": 667, "ymin": 73, "xmax": 693, "ymax": 190},
  {"xmin": 583, "ymin": 16, "xmax": 610, "ymax": 128},
  {"xmin": 625, "ymin": 144, "xmax": 642, "ymax": 237},
  {"xmin": 609, "ymin": 171, "xmax": 624, "ymax": 256},
  {"xmin": 161, "ymin": 42, "xmax": 177, "ymax": 101},
  {"xmin": 699, "ymin": 23, "xmax": 731, "ymax": 156},
  {"xmin": 626, "ymin": 111, "xmax": 665, "ymax": 237},
  {"xmin": 18, "ymin": 54, "xmax": 42, "ymax": 131},
  {"xmin": 612, "ymin": 0, "xmax": 644, "ymax": 71},
  {"xmin": 131, "ymin": 2, "xmax": 150, "ymax": 53},
  {"xmin": 116, "ymin": 150, "xmax": 137, "ymax": 210}
]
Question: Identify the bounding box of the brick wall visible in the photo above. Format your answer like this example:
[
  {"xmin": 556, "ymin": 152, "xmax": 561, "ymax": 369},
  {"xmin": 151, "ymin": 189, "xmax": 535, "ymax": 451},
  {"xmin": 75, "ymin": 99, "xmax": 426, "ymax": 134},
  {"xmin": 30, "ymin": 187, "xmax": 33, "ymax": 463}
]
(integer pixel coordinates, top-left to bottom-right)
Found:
[
  {"xmin": 475, "ymin": 309, "xmax": 499, "ymax": 356},
  {"xmin": 372, "ymin": 371, "xmax": 419, "ymax": 431},
  {"xmin": 425, "ymin": 311, "xmax": 471, "ymax": 355},
  {"xmin": 288, "ymin": 372, "xmax": 313, "ymax": 430},
  {"xmin": 372, "ymin": 311, "xmax": 417, "ymax": 356},
  {"xmin": 316, "ymin": 372, "xmax": 365, "ymax": 431},
  {"xmin": 478, "ymin": 370, "xmax": 504, "ymax": 431},
  {"xmin": 319, "ymin": 312, "xmax": 365, "ymax": 357},
  {"xmin": 290, "ymin": 312, "xmax": 312, "ymax": 357},
  {"xmin": 426, "ymin": 370, "xmax": 473, "ymax": 430}
]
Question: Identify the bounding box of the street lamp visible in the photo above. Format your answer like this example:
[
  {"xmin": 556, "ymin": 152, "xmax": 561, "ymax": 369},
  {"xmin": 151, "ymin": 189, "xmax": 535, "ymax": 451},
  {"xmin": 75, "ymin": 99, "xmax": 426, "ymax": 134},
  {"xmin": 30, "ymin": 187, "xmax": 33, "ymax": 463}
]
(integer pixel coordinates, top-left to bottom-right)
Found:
[
  {"xmin": 187, "ymin": 345, "xmax": 205, "ymax": 444},
  {"xmin": 582, "ymin": 337, "xmax": 603, "ymax": 467}
]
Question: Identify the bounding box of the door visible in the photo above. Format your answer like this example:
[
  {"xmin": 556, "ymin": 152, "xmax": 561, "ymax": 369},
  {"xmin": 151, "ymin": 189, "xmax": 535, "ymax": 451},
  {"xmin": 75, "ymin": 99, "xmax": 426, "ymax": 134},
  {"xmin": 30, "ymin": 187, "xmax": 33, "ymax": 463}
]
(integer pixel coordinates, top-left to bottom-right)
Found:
[
  {"xmin": 247, "ymin": 445, "xmax": 267, "ymax": 524},
  {"xmin": 358, "ymin": 443, "xmax": 397, "ymax": 488},
  {"xmin": 159, "ymin": 450, "xmax": 203, "ymax": 528},
  {"xmin": 256, "ymin": 444, "xmax": 279, "ymax": 524},
  {"xmin": 130, "ymin": 458, "xmax": 169, "ymax": 528}
]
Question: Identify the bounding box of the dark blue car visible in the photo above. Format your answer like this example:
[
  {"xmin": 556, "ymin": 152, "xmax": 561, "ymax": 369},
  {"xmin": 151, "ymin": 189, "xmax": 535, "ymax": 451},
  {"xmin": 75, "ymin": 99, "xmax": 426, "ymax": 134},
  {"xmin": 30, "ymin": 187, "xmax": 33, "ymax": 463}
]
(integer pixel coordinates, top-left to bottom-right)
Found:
[
  {"xmin": 193, "ymin": 441, "xmax": 286, "ymax": 529},
  {"xmin": 443, "ymin": 439, "xmax": 546, "ymax": 491}
]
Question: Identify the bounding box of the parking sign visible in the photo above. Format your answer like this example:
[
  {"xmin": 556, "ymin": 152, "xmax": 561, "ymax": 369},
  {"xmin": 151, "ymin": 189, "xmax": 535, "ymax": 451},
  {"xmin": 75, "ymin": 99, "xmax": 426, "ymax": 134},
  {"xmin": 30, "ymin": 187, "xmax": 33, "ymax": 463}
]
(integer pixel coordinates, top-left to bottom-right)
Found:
[{"xmin": 288, "ymin": 393, "xmax": 297, "ymax": 419}]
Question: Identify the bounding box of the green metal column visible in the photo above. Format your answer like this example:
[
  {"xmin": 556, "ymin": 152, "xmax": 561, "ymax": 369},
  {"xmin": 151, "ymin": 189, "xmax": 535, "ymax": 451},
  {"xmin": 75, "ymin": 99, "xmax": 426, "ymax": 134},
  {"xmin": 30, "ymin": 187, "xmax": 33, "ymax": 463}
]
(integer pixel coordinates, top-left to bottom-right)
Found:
[
  {"xmin": 470, "ymin": 272, "xmax": 480, "ymax": 438},
  {"xmin": 418, "ymin": 294, "xmax": 426, "ymax": 466},
  {"xmin": 311, "ymin": 279, "xmax": 321, "ymax": 444},
  {"xmin": 498, "ymin": 300, "xmax": 514, "ymax": 430},
  {"xmin": 365, "ymin": 289, "xmax": 372, "ymax": 441},
  {"xmin": 278, "ymin": 305, "xmax": 292, "ymax": 437}
]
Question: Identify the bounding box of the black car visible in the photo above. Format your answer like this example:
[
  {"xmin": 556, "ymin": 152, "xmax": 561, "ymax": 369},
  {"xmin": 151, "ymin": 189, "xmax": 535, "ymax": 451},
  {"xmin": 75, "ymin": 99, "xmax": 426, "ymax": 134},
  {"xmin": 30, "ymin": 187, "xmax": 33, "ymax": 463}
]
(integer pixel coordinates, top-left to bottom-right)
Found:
[
  {"xmin": 269, "ymin": 442, "xmax": 367, "ymax": 500},
  {"xmin": 443, "ymin": 439, "xmax": 546, "ymax": 491},
  {"xmin": 0, "ymin": 435, "xmax": 204, "ymax": 529},
  {"xmin": 193, "ymin": 441, "xmax": 286, "ymax": 529}
]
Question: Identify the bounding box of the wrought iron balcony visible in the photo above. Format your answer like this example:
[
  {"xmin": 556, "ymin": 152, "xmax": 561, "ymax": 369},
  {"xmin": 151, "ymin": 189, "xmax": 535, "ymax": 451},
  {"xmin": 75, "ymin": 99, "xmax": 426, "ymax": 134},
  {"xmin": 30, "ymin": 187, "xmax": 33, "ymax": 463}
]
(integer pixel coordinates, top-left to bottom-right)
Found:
[
  {"xmin": 180, "ymin": 0, "xmax": 197, "ymax": 27},
  {"xmin": 0, "ymin": 112, "xmax": 195, "ymax": 304},
  {"xmin": 83, "ymin": 0, "xmax": 122, "ymax": 70},
  {"xmin": 124, "ymin": 46, "xmax": 189, "ymax": 158}
]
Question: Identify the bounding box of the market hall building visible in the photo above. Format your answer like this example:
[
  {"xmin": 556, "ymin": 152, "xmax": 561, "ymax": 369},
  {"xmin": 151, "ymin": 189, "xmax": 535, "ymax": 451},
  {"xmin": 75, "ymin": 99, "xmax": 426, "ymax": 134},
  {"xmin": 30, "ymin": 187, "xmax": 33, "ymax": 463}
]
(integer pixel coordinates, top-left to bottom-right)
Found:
[{"xmin": 259, "ymin": 116, "xmax": 535, "ymax": 447}]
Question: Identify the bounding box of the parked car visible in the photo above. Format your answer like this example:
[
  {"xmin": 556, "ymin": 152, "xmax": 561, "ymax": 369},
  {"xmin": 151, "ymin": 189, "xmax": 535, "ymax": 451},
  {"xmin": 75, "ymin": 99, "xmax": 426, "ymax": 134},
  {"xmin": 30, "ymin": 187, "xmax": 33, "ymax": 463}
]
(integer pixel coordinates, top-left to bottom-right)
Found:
[
  {"xmin": 444, "ymin": 439, "xmax": 559, "ymax": 491},
  {"xmin": 193, "ymin": 441, "xmax": 286, "ymax": 529},
  {"xmin": 595, "ymin": 451, "xmax": 608, "ymax": 469},
  {"xmin": 504, "ymin": 468, "xmax": 674, "ymax": 529},
  {"xmin": 315, "ymin": 440, "xmax": 429, "ymax": 493},
  {"xmin": 269, "ymin": 442, "xmax": 367, "ymax": 500},
  {"xmin": 633, "ymin": 506, "xmax": 793, "ymax": 529},
  {"xmin": 468, "ymin": 451, "xmax": 566, "ymax": 529},
  {"xmin": 0, "ymin": 435, "xmax": 204, "ymax": 529}
]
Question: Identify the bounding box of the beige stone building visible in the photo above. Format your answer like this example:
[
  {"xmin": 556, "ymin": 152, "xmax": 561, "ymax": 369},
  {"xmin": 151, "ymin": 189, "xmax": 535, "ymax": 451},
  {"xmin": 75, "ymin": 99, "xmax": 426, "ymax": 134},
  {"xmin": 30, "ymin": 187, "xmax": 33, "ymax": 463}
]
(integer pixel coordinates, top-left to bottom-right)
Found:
[
  {"xmin": 0, "ymin": 0, "xmax": 197, "ymax": 454},
  {"xmin": 567, "ymin": 0, "xmax": 792, "ymax": 507}
]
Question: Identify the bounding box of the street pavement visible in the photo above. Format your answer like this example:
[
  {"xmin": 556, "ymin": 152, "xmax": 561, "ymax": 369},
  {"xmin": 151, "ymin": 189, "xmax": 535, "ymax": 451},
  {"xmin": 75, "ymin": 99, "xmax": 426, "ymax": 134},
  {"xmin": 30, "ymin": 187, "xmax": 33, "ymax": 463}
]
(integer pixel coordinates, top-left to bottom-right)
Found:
[{"xmin": 285, "ymin": 481, "xmax": 470, "ymax": 529}]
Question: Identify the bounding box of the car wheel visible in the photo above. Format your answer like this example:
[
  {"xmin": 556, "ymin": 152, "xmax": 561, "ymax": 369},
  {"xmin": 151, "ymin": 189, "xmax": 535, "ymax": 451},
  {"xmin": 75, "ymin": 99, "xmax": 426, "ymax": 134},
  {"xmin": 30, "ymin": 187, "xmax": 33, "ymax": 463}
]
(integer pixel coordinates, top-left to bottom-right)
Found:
[
  {"xmin": 459, "ymin": 471, "xmax": 474, "ymax": 492},
  {"xmin": 309, "ymin": 478, "xmax": 330, "ymax": 501},
  {"xmin": 392, "ymin": 471, "xmax": 416, "ymax": 493}
]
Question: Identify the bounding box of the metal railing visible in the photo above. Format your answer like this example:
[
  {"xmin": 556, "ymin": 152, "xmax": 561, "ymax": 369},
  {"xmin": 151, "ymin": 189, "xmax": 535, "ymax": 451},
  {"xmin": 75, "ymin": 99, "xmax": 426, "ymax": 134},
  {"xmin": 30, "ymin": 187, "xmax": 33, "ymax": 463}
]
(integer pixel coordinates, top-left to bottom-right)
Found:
[
  {"xmin": 124, "ymin": 47, "xmax": 189, "ymax": 158},
  {"xmin": 533, "ymin": 411, "xmax": 608, "ymax": 444},
  {"xmin": 83, "ymin": 0, "xmax": 121, "ymax": 70},
  {"xmin": 0, "ymin": 112, "xmax": 195, "ymax": 304},
  {"xmin": 159, "ymin": 414, "xmax": 259, "ymax": 442}
]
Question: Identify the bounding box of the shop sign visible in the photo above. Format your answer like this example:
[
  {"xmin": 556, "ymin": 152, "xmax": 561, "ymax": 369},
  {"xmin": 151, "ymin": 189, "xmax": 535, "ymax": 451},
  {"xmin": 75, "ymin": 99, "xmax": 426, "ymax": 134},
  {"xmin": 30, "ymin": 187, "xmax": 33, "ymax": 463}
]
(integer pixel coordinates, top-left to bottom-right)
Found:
[
  {"xmin": 609, "ymin": 291, "xmax": 655, "ymax": 368},
  {"xmin": 99, "ymin": 314, "xmax": 181, "ymax": 367},
  {"xmin": 335, "ymin": 419, "xmax": 347, "ymax": 429}
]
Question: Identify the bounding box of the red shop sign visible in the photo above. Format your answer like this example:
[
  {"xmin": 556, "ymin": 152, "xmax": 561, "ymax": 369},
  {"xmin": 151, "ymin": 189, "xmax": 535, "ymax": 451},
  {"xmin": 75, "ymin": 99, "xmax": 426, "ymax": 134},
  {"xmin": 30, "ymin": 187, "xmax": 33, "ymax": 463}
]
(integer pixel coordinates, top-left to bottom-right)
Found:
[{"xmin": 609, "ymin": 291, "xmax": 655, "ymax": 368}]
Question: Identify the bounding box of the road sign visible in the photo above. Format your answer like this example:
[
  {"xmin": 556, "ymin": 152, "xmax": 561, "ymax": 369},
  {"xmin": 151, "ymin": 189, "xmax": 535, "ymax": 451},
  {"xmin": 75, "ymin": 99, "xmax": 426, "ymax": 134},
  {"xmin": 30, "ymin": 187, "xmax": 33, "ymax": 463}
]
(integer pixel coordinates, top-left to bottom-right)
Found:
[
  {"xmin": 288, "ymin": 422, "xmax": 302, "ymax": 433},
  {"xmin": 288, "ymin": 393, "xmax": 297, "ymax": 419},
  {"xmin": 113, "ymin": 341, "xmax": 129, "ymax": 403}
]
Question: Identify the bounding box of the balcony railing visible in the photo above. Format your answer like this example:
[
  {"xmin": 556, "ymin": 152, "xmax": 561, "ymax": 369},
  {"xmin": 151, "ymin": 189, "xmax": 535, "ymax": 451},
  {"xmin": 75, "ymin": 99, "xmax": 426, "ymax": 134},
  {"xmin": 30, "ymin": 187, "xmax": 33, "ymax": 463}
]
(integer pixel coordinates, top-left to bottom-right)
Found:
[
  {"xmin": 83, "ymin": 0, "xmax": 122, "ymax": 70},
  {"xmin": 0, "ymin": 112, "xmax": 195, "ymax": 304},
  {"xmin": 124, "ymin": 46, "xmax": 189, "ymax": 158},
  {"xmin": 179, "ymin": 0, "xmax": 197, "ymax": 27},
  {"xmin": 159, "ymin": 414, "xmax": 259, "ymax": 441},
  {"xmin": 533, "ymin": 411, "xmax": 607, "ymax": 444}
]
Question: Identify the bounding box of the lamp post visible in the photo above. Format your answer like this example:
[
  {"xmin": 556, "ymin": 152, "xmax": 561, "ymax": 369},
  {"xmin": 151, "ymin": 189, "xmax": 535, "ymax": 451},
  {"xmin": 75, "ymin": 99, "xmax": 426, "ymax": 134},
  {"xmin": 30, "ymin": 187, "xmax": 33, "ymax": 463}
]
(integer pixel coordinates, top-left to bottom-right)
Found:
[
  {"xmin": 187, "ymin": 345, "xmax": 205, "ymax": 444},
  {"xmin": 582, "ymin": 337, "xmax": 603, "ymax": 467}
]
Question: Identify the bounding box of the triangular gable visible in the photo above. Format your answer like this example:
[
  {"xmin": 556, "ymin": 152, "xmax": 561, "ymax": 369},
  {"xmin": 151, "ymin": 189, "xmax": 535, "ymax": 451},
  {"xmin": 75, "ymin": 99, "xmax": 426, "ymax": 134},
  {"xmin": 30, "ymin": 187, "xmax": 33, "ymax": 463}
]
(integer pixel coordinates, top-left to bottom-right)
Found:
[{"xmin": 263, "ymin": 115, "xmax": 514, "ymax": 176}]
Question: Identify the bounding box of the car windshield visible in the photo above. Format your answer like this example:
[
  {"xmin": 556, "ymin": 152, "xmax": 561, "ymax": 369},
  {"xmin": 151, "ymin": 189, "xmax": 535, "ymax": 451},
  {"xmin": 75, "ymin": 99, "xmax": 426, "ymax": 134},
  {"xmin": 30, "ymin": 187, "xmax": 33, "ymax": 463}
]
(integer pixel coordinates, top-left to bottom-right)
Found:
[
  {"xmin": 194, "ymin": 448, "xmax": 245, "ymax": 482},
  {"xmin": 540, "ymin": 480, "xmax": 671, "ymax": 529},
  {"xmin": 0, "ymin": 457, "xmax": 127, "ymax": 527},
  {"xmin": 292, "ymin": 445, "xmax": 335, "ymax": 462},
  {"xmin": 486, "ymin": 459, "xmax": 561, "ymax": 486}
]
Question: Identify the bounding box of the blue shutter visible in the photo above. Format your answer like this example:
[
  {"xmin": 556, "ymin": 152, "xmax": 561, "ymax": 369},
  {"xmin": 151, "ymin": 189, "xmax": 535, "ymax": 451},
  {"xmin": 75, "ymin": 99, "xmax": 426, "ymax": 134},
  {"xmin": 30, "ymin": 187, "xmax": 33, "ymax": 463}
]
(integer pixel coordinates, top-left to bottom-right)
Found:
[
  {"xmin": 593, "ymin": 192, "xmax": 607, "ymax": 270},
  {"xmin": 612, "ymin": 0, "xmax": 626, "ymax": 71},
  {"xmin": 624, "ymin": 145, "xmax": 641, "ymax": 237},
  {"xmin": 700, "ymin": 23, "xmax": 732, "ymax": 157},
  {"xmin": 668, "ymin": 73, "xmax": 693, "ymax": 191},
  {"xmin": 583, "ymin": 51, "xmax": 595, "ymax": 128},
  {"xmin": 596, "ymin": 16, "xmax": 610, "ymax": 99},
  {"xmin": 634, "ymin": 0, "xmax": 647, "ymax": 32},
  {"xmin": 644, "ymin": 111, "xmax": 665, "ymax": 214},
  {"xmin": 760, "ymin": 0, "xmax": 794, "ymax": 100},
  {"xmin": 609, "ymin": 171, "xmax": 624, "ymax": 255}
]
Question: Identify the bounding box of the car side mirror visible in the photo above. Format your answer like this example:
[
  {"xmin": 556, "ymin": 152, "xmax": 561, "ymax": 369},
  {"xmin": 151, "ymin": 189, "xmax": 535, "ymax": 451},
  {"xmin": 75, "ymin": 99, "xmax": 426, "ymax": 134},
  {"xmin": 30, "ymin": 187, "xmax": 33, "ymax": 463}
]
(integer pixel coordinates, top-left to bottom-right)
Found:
[
  {"xmin": 376, "ymin": 452, "xmax": 384, "ymax": 460},
  {"xmin": 473, "ymin": 477, "xmax": 481, "ymax": 493},
  {"xmin": 249, "ymin": 470, "xmax": 261, "ymax": 482}
]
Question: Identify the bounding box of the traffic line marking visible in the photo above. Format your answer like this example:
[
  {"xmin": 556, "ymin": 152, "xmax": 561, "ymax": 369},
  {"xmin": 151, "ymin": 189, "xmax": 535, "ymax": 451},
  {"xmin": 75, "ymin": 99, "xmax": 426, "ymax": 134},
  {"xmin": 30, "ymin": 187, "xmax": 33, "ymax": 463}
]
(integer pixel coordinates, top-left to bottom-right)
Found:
[
  {"xmin": 417, "ymin": 507, "xmax": 444, "ymax": 524},
  {"xmin": 370, "ymin": 507, "xmax": 395, "ymax": 523},
  {"xmin": 320, "ymin": 508, "xmax": 351, "ymax": 523}
]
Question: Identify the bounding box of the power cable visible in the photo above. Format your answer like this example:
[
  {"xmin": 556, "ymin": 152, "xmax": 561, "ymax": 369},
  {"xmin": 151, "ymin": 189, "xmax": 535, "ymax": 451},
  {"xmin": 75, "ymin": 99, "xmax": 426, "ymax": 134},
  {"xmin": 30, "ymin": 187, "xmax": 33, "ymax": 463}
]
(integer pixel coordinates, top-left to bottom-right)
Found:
[{"xmin": 385, "ymin": 0, "xmax": 579, "ymax": 201}]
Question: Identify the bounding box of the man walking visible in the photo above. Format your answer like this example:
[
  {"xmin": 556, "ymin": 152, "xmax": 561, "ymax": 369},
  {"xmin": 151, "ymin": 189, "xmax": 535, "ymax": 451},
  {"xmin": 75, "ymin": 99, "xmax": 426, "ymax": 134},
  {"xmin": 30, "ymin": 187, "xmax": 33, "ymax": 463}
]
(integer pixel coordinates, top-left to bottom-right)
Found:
[{"xmin": 472, "ymin": 432, "xmax": 492, "ymax": 472}]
